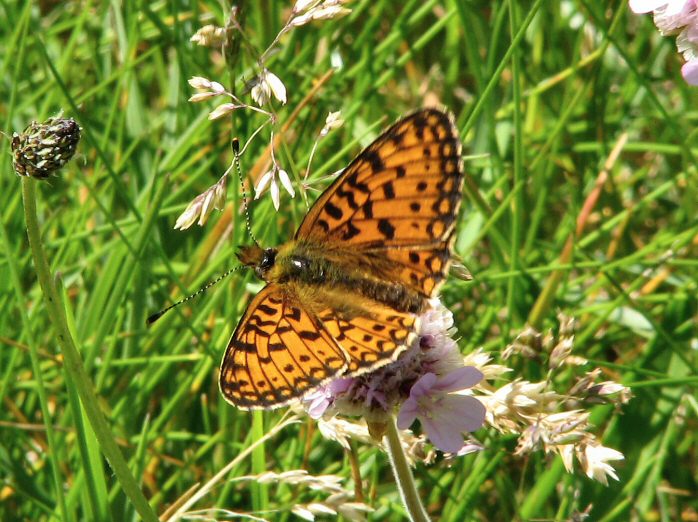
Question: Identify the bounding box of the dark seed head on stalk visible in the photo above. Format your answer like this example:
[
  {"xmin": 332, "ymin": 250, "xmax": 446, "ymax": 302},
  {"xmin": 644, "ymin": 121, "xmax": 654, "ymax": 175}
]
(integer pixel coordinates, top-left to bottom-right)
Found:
[{"xmin": 12, "ymin": 117, "xmax": 81, "ymax": 179}]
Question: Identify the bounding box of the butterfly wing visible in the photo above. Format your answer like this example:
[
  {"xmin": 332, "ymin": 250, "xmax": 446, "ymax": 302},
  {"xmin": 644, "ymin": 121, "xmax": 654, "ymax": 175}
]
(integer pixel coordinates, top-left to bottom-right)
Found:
[
  {"xmin": 295, "ymin": 108, "xmax": 463, "ymax": 297},
  {"xmin": 219, "ymin": 284, "xmax": 349, "ymax": 409},
  {"xmin": 315, "ymin": 301, "xmax": 419, "ymax": 375}
]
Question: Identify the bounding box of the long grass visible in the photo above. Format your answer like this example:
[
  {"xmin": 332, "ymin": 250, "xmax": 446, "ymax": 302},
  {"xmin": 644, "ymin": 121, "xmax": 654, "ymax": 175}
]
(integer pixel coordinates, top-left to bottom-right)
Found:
[{"xmin": 1, "ymin": 1, "xmax": 696, "ymax": 521}]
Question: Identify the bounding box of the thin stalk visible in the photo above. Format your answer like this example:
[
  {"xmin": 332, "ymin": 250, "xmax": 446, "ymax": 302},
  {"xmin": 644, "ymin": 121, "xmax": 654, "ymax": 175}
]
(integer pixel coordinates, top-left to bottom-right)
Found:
[
  {"xmin": 385, "ymin": 415, "xmax": 430, "ymax": 522},
  {"xmin": 506, "ymin": 0, "xmax": 524, "ymax": 337},
  {"xmin": 21, "ymin": 178, "xmax": 159, "ymax": 522}
]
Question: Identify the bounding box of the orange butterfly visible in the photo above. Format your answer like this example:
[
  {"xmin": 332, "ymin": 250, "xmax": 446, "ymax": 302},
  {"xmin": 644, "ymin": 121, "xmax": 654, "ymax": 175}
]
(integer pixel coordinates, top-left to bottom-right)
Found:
[{"xmin": 219, "ymin": 108, "xmax": 464, "ymax": 409}]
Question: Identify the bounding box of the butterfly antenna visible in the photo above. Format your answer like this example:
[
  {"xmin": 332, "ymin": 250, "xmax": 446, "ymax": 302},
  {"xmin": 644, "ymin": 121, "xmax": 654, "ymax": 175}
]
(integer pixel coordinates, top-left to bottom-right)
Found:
[
  {"xmin": 232, "ymin": 138, "xmax": 259, "ymax": 247},
  {"xmin": 146, "ymin": 266, "xmax": 245, "ymax": 325}
]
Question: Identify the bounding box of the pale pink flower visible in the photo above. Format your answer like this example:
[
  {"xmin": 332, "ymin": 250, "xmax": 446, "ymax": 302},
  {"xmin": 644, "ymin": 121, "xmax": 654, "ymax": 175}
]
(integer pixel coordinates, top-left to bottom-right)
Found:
[
  {"xmin": 397, "ymin": 367, "xmax": 485, "ymax": 453},
  {"xmin": 301, "ymin": 300, "xmax": 485, "ymax": 454},
  {"xmin": 305, "ymin": 378, "xmax": 353, "ymax": 419},
  {"xmin": 629, "ymin": 0, "xmax": 690, "ymax": 15},
  {"xmin": 456, "ymin": 441, "xmax": 485, "ymax": 456},
  {"xmin": 630, "ymin": 0, "xmax": 698, "ymax": 84}
]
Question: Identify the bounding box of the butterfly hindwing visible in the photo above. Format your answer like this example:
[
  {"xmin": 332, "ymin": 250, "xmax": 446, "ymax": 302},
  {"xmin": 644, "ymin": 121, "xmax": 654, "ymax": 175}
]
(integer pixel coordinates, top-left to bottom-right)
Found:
[
  {"xmin": 375, "ymin": 240, "xmax": 453, "ymax": 297},
  {"xmin": 317, "ymin": 304, "xmax": 419, "ymax": 375},
  {"xmin": 219, "ymin": 284, "xmax": 348, "ymax": 409}
]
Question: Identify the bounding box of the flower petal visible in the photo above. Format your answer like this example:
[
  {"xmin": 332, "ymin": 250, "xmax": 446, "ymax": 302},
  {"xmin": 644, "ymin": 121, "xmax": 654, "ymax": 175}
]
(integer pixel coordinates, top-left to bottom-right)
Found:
[
  {"xmin": 188, "ymin": 76, "xmax": 212, "ymax": 89},
  {"xmin": 198, "ymin": 189, "xmax": 216, "ymax": 225},
  {"xmin": 682, "ymin": 59, "xmax": 698, "ymax": 84},
  {"xmin": 209, "ymin": 103, "xmax": 238, "ymax": 120},
  {"xmin": 307, "ymin": 395, "xmax": 330, "ymax": 419},
  {"xmin": 408, "ymin": 372, "xmax": 438, "ymax": 399},
  {"xmin": 421, "ymin": 415, "xmax": 467, "ymax": 453},
  {"xmin": 254, "ymin": 170, "xmax": 274, "ymax": 199},
  {"xmin": 174, "ymin": 199, "xmax": 200, "ymax": 230},
  {"xmin": 329, "ymin": 377, "xmax": 353, "ymax": 394},
  {"xmin": 293, "ymin": 0, "xmax": 318, "ymax": 13},
  {"xmin": 213, "ymin": 178, "xmax": 227, "ymax": 209},
  {"xmin": 434, "ymin": 367, "xmax": 484, "ymax": 393},
  {"xmin": 189, "ymin": 92, "xmax": 218, "ymax": 103},
  {"xmin": 277, "ymin": 168, "xmax": 295, "ymax": 197},
  {"xmin": 628, "ymin": 0, "xmax": 668, "ymax": 13},
  {"xmin": 436, "ymin": 395, "xmax": 487, "ymax": 433},
  {"xmin": 456, "ymin": 441, "xmax": 484, "ymax": 456},
  {"xmin": 320, "ymin": 110, "xmax": 344, "ymax": 136},
  {"xmin": 396, "ymin": 398, "xmax": 419, "ymax": 429},
  {"xmin": 265, "ymin": 70, "xmax": 287, "ymax": 104},
  {"xmin": 251, "ymin": 77, "xmax": 271, "ymax": 105},
  {"xmin": 270, "ymin": 177, "xmax": 280, "ymax": 210},
  {"xmin": 311, "ymin": 5, "xmax": 351, "ymax": 21},
  {"xmin": 210, "ymin": 81, "xmax": 226, "ymax": 94}
]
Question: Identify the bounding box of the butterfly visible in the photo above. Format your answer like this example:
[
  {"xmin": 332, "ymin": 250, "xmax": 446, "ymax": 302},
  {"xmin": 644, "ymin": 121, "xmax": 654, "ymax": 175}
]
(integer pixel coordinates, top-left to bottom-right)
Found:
[{"xmin": 219, "ymin": 108, "xmax": 464, "ymax": 409}]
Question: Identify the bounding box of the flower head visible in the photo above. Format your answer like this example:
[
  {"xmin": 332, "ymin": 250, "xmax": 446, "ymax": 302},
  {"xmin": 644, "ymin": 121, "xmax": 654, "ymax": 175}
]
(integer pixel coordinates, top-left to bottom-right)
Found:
[
  {"xmin": 190, "ymin": 24, "xmax": 227, "ymax": 48},
  {"xmin": 577, "ymin": 443, "xmax": 625, "ymax": 486},
  {"xmin": 630, "ymin": 0, "xmax": 698, "ymax": 84},
  {"xmin": 302, "ymin": 300, "xmax": 486, "ymax": 454},
  {"xmin": 290, "ymin": 0, "xmax": 352, "ymax": 27},
  {"xmin": 12, "ymin": 117, "xmax": 81, "ymax": 179},
  {"xmin": 250, "ymin": 69, "xmax": 287, "ymax": 106},
  {"xmin": 174, "ymin": 175, "xmax": 228, "ymax": 230},
  {"xmin": 320, "ymin": 111, "xmax": 344, "ymax": 137},
  {"xmin": 255, "ymin": 165, "xmax": 295, "ymax": 210}
]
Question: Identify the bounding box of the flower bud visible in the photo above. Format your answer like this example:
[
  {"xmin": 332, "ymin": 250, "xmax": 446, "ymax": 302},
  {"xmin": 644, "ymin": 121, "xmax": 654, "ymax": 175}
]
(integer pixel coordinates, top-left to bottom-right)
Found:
[{"xmin": 12, "ymin": 117, "xmax": 81, "ymax": 179}]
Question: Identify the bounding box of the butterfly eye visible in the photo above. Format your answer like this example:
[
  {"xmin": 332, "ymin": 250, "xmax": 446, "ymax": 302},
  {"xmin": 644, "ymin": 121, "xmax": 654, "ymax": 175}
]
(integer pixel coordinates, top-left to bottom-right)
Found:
[{"xmin": 260, "ymin": 249, "xmax": 277, "ymax": 271}]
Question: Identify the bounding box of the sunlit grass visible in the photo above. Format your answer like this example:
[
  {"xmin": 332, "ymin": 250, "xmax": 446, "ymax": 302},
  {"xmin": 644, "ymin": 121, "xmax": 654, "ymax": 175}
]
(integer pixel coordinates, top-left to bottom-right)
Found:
[{"xmin": 1, "ymin": 1, "xmax": 696, "ymax": 521}]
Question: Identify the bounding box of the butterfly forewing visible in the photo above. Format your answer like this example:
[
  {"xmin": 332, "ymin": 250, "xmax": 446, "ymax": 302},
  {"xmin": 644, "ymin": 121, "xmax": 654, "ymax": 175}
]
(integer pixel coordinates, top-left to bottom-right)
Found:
[
  {"xmin": 221, "ymin": 108, "xmax": 465, "ymax": 410},
  {"xmin": 296, "ymin": 109, "xmax": 463, "ymax": 255},
  {"xmin": 219, "ymin": 284, "xmax": 348, "ymax": 409}
]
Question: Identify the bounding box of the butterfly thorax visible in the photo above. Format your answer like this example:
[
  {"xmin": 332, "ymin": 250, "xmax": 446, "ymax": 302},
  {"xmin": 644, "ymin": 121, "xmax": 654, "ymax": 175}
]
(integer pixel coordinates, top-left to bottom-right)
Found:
[{"xmin": 237, "ymin": 242, "xmax": 427, "ymax": 315}]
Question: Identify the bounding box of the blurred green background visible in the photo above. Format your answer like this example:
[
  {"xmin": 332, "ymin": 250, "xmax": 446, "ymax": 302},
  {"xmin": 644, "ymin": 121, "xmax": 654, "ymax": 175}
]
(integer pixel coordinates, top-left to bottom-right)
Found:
[{"xmin": 1, "ymin": 1, "xmax": 697, "ymax": 520}]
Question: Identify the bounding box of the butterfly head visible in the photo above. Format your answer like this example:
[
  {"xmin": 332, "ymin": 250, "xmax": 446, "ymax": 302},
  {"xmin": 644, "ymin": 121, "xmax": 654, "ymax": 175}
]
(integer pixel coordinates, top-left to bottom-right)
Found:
[{"xmin": 237, "ymin": 245, "xmax": 277, "ymax": 282}]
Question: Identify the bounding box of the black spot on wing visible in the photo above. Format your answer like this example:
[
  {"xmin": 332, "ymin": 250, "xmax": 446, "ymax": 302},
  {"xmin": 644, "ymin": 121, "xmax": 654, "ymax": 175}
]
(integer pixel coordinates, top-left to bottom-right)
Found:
[
  {"xmin": 364, "ymin": 150, "xmax": 385, "ymax": 173},
  {"xmin": 258, "ymin": 304, "xmax": 277, "ymax": 315},
  {"xmin": 325, "ymin": 201, "xmax": 344, "ymax": 219},
  {"xmin": 378, "ymin": 219, "xmax": 395, "ymax": 240},
  {"xmin": 342, "ymin": 221, "xmax": 361, "ymax": 240}
]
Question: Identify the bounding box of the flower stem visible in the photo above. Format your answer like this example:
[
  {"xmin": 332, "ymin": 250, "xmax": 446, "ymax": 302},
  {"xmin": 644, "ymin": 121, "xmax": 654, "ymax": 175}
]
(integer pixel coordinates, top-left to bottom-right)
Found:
[
  {"xmin": 21, "ymin": 178, "xmax": 159, "ymax": 522},
  {"xmin": 385, "ymin": 415, "xmax": 430, "ymax": 522}
]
